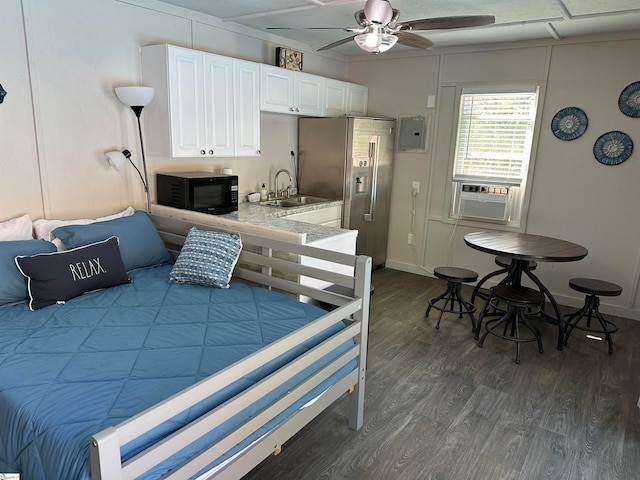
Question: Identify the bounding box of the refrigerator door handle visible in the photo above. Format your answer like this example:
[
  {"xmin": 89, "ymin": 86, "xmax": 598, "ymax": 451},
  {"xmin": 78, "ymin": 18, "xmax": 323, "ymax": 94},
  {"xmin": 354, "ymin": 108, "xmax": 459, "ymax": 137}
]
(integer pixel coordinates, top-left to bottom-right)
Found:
[{"xmin": 364, "ymin": 136, "xmax": 379, "ymax": 222}]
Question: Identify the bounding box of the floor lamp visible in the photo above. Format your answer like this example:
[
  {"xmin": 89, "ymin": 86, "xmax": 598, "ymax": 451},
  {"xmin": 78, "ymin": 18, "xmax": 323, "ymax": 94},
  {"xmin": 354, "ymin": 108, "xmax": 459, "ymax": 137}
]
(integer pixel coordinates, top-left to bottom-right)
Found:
[{"xmin": 114, "ymin": 86, "xmax": 154, "ymax": 213}]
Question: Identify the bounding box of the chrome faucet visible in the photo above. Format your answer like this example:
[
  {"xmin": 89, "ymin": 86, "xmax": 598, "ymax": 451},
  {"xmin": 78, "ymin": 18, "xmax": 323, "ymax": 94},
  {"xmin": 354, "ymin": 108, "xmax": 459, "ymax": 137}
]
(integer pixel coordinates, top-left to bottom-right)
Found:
[{"xmin": 273, "ymin": 168, "xmax": 293, "ymax": 198}]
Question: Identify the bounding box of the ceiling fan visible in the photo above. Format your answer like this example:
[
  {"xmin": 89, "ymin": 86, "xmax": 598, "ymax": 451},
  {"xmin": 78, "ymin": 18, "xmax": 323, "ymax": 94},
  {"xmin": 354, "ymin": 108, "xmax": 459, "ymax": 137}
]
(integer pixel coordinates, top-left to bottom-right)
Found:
[{"xmin": 268, "ymin": 0, "xmax": 495, "ymax": 54}]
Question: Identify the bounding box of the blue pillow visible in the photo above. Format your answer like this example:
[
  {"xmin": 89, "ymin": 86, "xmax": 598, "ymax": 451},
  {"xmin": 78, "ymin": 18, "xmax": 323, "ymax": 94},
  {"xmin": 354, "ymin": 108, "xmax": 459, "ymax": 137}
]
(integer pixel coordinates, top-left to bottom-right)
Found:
[
  {"xmin": 0, "ymin": 239, "xmax": 56, "ymax": 305},
  {"xmin": 15, "ymin": 237, "xmax": 130, "ymax": 310},
  {"xmin": 52, "ymin": 211, "xmax": 172, "ymax": 271},
  {"xmin": 169, "ymin": 227, "xmax": 242, "ymax": 289}
]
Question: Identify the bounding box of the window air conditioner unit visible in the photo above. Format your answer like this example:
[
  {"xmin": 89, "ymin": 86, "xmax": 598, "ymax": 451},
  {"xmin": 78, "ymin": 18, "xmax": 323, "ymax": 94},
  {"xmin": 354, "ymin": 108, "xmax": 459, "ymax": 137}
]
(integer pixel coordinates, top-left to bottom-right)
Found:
[{"xmin": 459, "ymin": 184, "xmax": 509, "ymax": 221}]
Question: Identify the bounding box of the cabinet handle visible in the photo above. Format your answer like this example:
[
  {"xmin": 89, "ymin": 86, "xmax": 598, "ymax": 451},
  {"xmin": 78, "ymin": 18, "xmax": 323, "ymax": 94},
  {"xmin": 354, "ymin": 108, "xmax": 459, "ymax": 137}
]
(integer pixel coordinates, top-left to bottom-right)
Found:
[
  {"xmin": 256, "ymin": 150, "xmax": 261, "ymax": 155},
  {"xmin": 200, "ymin": 150, "xmax": 206, "ymax": 155},
  {"xmin": 208, "ymin": 150, "xmax": 214, "ymax": 155},
  {"xmin": 289, "ymin": 107, "xmax": 294, "ymax": 112},
  {"xmin": 295, "ymin": 107, "xmax": 300, "ymax": 112}
]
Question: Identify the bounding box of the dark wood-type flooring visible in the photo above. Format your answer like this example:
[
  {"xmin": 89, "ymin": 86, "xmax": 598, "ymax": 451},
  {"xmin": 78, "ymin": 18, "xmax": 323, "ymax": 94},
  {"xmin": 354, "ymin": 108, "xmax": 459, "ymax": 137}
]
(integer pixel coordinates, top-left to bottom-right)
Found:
[{"xmin": 244, "ymin": 268, "xmax": 640, "ymax": 479}]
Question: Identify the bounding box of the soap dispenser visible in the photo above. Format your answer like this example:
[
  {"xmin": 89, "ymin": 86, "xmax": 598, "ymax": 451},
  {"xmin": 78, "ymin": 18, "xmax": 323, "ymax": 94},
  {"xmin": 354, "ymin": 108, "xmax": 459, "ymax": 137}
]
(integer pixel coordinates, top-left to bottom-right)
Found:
[{"xmin": 260, "ymin": 183, "xmax": 268, "ymax": 202}]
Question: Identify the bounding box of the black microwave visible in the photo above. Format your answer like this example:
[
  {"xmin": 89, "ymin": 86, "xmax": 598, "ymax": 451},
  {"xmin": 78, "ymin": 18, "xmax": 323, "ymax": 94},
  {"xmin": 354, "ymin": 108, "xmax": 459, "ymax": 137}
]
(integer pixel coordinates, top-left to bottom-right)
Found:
[{"xmin": 156, "ymin": 172, "xmax": 238, "ymax": 215}]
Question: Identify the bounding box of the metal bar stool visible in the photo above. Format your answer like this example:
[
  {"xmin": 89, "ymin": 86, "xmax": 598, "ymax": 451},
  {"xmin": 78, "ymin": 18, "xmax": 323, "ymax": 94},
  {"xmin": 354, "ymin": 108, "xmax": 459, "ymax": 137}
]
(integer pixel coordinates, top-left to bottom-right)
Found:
[
  {"xmin": 426, "ymin": 267, "xmax": 478, "ymax": 332},
  {"xmin": 487, "ymin": 256, "xmax": 540, "ymax": 312},
  {"xmin": 563, "ymin": 278, "xmax": 621, "ymax": 354},
  {"xmin": 470, "ymin": 256, "xmax": 537, "ymax": 303},
  {"xmin": 477, "ymin": 284, "xmax": 545, "ymax": 364}
]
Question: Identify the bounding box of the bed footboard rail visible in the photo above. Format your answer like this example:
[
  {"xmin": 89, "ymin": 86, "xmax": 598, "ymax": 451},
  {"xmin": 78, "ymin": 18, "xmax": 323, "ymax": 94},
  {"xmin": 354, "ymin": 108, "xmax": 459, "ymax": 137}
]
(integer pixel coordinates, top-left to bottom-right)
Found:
[{"xmin": 90, "ymin": 216, "xmax": 371, "ymax": 480}]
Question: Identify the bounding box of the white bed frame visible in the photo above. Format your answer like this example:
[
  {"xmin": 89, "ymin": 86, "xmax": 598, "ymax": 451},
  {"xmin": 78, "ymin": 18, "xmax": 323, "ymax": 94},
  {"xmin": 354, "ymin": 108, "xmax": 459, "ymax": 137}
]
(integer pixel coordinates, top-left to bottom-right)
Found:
[{"xmin": 90, "ymin": 215, "xmax": 371, "ymax": 480}]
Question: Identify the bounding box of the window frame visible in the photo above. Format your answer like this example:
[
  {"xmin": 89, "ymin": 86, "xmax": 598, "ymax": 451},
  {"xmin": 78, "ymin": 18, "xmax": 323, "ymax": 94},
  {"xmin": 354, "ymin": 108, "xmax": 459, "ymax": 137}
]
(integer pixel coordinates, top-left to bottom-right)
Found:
[{"xmin": 445, "ymin": 83, "xmax": 542, "ymax": 230}]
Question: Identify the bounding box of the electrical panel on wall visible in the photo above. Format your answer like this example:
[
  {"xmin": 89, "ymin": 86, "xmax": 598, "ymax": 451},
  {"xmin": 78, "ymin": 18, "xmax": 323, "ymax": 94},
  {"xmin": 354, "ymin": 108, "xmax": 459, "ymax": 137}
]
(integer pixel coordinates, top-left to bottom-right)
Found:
[{"xmin": 397, "ymin": 115, "xmax": 430, "ymax": 153}]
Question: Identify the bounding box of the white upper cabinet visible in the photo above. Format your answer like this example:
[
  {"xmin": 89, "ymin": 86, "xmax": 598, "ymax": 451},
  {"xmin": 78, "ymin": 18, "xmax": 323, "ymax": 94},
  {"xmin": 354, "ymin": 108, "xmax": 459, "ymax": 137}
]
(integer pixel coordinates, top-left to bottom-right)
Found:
[
  {"xmin": 260, "ymin": 65, "xmax": 294, "ymax": 114},
  {"xmin": 322, "ymin": 79, "xmax": 368, "ymax": 116},
  {"xmin": 295, "ymin": 72, "xmax": 324, "ymax": 116},
  {"xmin": 323, "ymin": 78, "xmax": 348, "ymax": 117},
  {"xmin": 141, "ymin": 44, "xmax": 368, "ymax": 158},
  {"xmin": 347, "ymin": 82, "xmax": 368, "ymax": 116},
  {"xmin": 233, "ymin": 60, "xmax": 261, "ymax": 157},
  {"xmin": 204, "ymin": 54, "xmax": 234, "ymax": 157},
  {"xmin": 260, "ymin": 64, "xmax": 323, "ymax": 116},
  {"xmin": 141, "ymin": 44, "xmax": 260, "ymax": 158}
]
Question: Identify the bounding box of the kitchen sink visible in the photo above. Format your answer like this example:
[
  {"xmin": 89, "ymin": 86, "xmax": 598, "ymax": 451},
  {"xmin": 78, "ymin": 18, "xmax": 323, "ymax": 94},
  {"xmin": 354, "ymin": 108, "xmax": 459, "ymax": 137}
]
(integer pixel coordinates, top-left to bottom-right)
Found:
[{"xmin": 262, "ymin": 195, "xmax": 331, "ymax": 208}]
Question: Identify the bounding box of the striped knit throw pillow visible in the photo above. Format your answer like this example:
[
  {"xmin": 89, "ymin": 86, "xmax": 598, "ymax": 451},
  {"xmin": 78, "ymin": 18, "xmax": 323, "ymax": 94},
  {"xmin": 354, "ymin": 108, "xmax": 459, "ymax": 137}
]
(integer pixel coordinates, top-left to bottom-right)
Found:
[{"xmin": 169, "ymin": 227, "xmax": 242, "ymax": 289}]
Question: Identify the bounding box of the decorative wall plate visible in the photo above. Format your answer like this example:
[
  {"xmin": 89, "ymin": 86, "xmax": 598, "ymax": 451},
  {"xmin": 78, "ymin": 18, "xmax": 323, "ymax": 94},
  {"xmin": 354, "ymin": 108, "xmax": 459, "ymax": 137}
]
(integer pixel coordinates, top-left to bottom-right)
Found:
[
  {"xmin": 618, "ymin": 81, "xmax": 640, "ymax": 118},
  {"xmin": 551, "ymin": 107, "xmax": 588, "ymax": 141},
  {"xmin": 593, "ymin": 131, "xmax": 633, "ymax": 165}
]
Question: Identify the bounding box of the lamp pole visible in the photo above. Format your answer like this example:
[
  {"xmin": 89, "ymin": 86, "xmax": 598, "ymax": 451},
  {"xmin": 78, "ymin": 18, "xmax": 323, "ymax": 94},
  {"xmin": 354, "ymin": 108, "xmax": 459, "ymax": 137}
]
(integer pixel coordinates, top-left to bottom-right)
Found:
[
  {"xmin": 131, "ymin": 105, "xmax": 151, "ymax": 213},
  {"xmin": 114, "ymin": 86, "xmax": 154, "ymax": 213}
]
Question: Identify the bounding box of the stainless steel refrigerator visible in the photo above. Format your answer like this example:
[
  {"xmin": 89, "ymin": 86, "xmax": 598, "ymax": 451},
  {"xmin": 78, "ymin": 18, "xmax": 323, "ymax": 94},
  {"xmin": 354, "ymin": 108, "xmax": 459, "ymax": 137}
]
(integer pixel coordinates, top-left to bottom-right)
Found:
[{"xmin": 298, "ymin": 116, "xmax": 396, "ymax": 268}]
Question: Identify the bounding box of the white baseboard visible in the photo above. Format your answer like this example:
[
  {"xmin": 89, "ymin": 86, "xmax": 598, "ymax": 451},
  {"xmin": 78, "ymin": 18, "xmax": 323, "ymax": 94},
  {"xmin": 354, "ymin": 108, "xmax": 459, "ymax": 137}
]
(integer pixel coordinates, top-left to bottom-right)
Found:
[
  {"xmin": 384, "ymin": 259, "xmax": 433, "ymax": 277},
  {"xmin": 382, "ymin": 261, "xmax": 640, "ymax": 322}
]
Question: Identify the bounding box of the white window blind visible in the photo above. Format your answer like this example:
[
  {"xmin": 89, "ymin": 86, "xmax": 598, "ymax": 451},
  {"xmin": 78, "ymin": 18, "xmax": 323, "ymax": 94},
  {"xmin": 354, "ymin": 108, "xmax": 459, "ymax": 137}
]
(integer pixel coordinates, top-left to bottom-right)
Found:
[{"xmin": 453, "ymin": 90, "xmax": 538, "ymax": 185}]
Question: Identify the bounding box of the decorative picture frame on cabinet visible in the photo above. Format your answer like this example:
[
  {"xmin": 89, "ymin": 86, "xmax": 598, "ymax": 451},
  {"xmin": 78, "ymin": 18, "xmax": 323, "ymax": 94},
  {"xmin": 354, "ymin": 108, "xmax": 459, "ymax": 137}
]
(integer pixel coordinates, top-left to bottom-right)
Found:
[{"xmin": 276, "ymin": 47, "xmax": 303, "ymax": 71}]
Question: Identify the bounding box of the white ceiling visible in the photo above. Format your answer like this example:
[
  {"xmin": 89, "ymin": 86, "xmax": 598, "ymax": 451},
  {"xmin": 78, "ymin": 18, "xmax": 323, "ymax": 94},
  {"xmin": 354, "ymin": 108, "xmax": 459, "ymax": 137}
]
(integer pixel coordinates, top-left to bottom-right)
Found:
[{"xmin": 156, "ymin": 0, "xmax": 640, "ymax": 55}]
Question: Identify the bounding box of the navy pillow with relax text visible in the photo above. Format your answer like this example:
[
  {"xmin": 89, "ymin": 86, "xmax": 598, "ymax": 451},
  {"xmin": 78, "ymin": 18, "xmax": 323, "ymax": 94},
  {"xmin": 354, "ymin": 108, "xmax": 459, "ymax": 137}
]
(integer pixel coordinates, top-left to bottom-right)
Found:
[{"xmin": 14, "ymin": 236, "xmax": 129, "ymax": 310}]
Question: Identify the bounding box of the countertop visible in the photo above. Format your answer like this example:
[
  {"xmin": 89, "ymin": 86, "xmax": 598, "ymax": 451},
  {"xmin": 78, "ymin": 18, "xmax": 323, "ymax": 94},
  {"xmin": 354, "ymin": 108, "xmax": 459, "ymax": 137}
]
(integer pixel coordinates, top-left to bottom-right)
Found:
[{"xmin": 151, "ymin": 199, "xmax": 354, "ymax": 245}]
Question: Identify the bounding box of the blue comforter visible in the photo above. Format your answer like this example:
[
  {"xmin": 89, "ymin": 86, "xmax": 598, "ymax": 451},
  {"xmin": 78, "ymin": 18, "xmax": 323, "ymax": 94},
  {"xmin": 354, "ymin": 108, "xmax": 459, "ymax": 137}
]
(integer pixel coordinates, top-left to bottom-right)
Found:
[{"xmin": 0, "ymin": 264, "xmax": 353, "ymax": 479}]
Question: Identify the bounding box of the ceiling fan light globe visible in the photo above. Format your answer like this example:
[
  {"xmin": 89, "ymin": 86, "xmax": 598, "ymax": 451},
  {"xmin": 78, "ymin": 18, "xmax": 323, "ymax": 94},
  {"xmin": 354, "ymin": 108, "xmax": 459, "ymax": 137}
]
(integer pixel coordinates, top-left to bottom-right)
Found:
[
  {"xmin": 364, "ymin": 0, "xmax": 393, "ymax": 25},
  {"xmin": 354, "ymin": 32, "xmax": 398, "ymax": 53}
]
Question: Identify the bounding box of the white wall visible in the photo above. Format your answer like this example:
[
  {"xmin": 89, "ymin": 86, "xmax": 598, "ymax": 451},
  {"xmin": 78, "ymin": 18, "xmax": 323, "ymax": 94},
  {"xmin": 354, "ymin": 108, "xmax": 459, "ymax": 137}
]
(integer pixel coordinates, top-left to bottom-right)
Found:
[
  {"xmin": 349, "ymin": 34, "xmax": 640, "ymax": 320},
  {"xmin": 0, "ymin": 0, "xmax": 43, "ymax": 219},
  {"xmin": 0, "ymin": 0, "xmax": 347, "ymax": 221}
]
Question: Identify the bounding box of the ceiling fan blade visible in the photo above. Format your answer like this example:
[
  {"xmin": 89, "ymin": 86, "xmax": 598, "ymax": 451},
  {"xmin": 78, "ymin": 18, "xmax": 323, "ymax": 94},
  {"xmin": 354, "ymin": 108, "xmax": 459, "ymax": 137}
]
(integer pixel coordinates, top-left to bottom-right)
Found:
[
  {"xmin": 399, "ymin": 15, "xmax": 495, "ymax": 31},
  {"xmin": 267, "ymin": 26, "xmax": 363, "ymax": 32},
  {"xmin": 395, "ymin": 31, "xmax": 435, "ymax": 49},
  {"xmin": 317, "ymin": 35, "xmax": 357, "ymax": 51}
]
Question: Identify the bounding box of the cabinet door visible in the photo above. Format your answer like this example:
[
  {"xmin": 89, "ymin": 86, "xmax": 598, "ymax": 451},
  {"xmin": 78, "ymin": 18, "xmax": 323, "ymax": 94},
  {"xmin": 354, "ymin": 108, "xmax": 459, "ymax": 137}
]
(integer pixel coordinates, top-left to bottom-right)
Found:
[
  {"xmin": 234, "ymin": 60, "xmax": 261, "ymax": 157},
  {"xmin": 347, "ymin": 83, "xmax": 368, "ymax": 116},
  {"xmin": 323, "ymin": 78, "xmax": 347, "ymax": 116},
  {"xmin": 295, "ymin": 72, "xmax": 324, "ymax": 116},
  {"xmin": 204, "ymin": 53, "xmax": 234, "ymax": 157},
  {"xmin": 167, "ymin": 47, "xmax": 206, "ymax": 157},
  {"xmin": 260, "ymin": 64, "xmax": 294, "ymax": 114}
]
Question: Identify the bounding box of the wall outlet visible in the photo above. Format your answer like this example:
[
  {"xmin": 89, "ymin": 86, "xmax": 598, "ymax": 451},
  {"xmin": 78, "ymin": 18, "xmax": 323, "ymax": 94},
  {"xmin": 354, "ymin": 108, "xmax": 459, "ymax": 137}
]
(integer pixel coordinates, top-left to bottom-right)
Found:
[
  {"xmin": 412, "ymin": 181, "xmax": 420, "ymax": 195},
  {"xmin": 408, "ymin": 233, "xmax": 414, "ymax": 245}
]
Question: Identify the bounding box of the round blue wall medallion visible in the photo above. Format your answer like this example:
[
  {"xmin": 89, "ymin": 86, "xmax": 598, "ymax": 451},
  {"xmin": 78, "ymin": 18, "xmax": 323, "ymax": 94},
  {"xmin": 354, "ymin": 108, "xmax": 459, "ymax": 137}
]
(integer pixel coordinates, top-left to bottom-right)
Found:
[
  {"xmin": 593, "ymin": 131, "xmax": 633, "ymax": 165},
  {"xmin": 551, "ymin": 107, "xmax": 588, "ymax": 141},
  {"xmin": 618, "ymin": 81, "xmax": 640, "ymax": 118}
]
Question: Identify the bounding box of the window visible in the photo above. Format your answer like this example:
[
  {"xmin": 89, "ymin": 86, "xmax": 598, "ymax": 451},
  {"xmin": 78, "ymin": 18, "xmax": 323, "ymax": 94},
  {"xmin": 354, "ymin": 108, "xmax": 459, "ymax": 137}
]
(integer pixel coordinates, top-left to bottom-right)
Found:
[{"xmin": 451, "ymin": 86, "xmax": 539, "ymax": 224}]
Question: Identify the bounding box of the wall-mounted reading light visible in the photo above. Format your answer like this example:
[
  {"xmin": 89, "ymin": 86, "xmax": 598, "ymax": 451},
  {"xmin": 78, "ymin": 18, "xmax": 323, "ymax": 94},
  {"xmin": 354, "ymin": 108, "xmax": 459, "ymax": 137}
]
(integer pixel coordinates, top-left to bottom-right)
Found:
[{"xmin": 105, "ymin": 149, "xmax": 150, "ymax": 211}]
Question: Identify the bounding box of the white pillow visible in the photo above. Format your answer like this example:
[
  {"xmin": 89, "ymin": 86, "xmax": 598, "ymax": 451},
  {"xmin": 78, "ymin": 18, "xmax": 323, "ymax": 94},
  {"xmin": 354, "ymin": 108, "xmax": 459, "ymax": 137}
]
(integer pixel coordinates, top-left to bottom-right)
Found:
[
  {"xmin": 33, "ymin": 206, "xmax": 135, "ymax": 250},
  {"xmin": 0, "ymin": 214, "xmax": 33, "ymax": 241}
]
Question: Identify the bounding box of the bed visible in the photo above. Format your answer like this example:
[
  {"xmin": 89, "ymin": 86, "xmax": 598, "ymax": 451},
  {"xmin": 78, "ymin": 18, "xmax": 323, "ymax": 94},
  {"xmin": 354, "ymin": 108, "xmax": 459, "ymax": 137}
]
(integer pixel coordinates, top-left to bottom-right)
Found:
[{"xmin": 0, "ymin": 211, "xmax": 371, "ymax": 479}]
